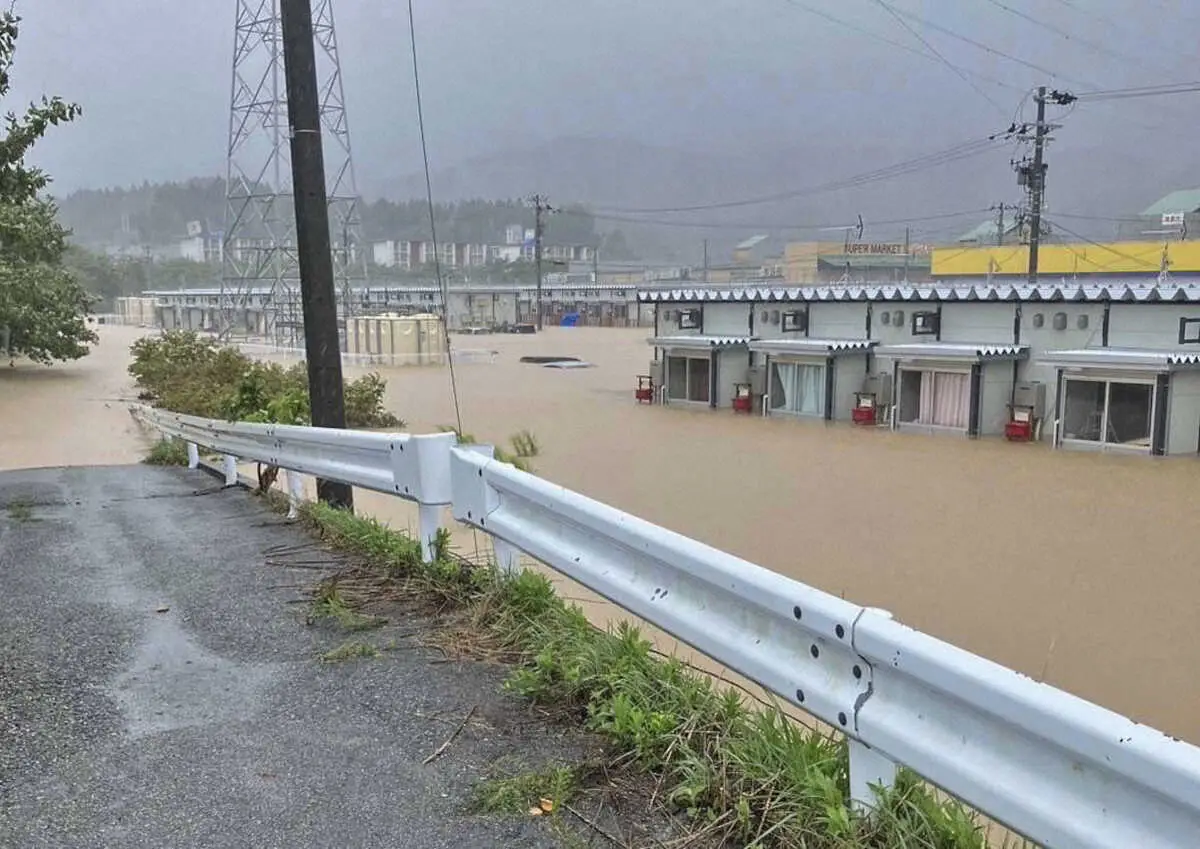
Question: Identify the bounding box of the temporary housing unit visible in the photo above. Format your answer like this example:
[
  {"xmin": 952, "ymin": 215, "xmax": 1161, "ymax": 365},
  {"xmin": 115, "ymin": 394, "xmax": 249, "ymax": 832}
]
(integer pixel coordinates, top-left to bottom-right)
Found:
[
  {"xmin": 638, "ymin": 281, "xmax": 1200, "ymax": 456},
  {"xmin": 876, "ymin": 342, "xmax": 1028, "ymax": 437},
  {"xmin": 347, "ymin": 313, "xmax": 444, "ymax": 365},
  {"xmin": 749, "ymin": 339, "xmax": 875, "ymax": 420},
  {"xmin": 1038, "ymin": 349, "xmax": 1200, "ymax": 455},
  {"xmin": 648, "ymin": 335, "xmax": 750, "ymax": 407}
]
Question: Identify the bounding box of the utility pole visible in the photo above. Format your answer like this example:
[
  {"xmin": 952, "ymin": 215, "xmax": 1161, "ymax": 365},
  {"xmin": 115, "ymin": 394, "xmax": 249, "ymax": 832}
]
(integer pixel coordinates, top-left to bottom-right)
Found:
[
  {"xmin": 280, "ymin": 0, "xmax": 352, "ymax": 510},
  {"xmin": 530, "ymin": 193, "xmax": 553, "ymax": 331},
  {"xmin": 903, "ymin": 226, "xmax": 910, "ymax": 282},
  {"xmin": 1027, "ymin": 86, "xmax": 1048, "ymax": 286},
  {"xmin": 702, "ymin": 239, "xmax": 709, "ymax": 285},
  {"xmin": 996, "ymin": 202, "xmax": 1006, "ymax": 246}
]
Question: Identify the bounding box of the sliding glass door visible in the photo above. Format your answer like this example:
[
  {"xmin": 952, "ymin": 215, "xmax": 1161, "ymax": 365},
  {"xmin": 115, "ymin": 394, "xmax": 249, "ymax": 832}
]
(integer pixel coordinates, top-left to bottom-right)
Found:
[
  {"xmin": 898, "ymin": 369, "xmax": 971, "ymax": 429},
  {"xmin": 665, "ymin": 355, "xmax": 711, "ymax": 404},
  {"xmin": 768, "ymin": 361, "xmax": 825, "ymax": 417},
  {"xmin": 1061, "ymin": 377, "xmax": 1154, "ymax": 450}
]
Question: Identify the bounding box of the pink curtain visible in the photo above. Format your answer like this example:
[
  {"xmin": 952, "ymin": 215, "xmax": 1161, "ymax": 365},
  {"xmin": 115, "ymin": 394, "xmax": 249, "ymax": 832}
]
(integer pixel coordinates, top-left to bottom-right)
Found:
[
  {"xmin": 932, "ymin": 372, "xmax": 971, "ymax": 428},
  {"xmin": 918, "ymin": 371, "xmax": 936, "ymax": 424},
  {"xmin": 917, "ymin": 371, "xmax": 971, "ymax": 428}
]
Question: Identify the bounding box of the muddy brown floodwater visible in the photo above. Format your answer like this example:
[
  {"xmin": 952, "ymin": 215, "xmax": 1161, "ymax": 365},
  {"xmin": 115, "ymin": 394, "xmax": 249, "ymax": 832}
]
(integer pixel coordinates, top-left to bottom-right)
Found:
[{"xmin": 5, "ymin": 324, "xmax": 1199, "ymax": 748}]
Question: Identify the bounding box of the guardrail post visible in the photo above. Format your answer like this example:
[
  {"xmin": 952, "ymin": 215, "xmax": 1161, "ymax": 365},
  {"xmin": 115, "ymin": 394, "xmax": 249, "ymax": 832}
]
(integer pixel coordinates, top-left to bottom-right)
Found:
[
  {"xmin": 286, "ymin": 469, "xmax": 304, "ymax": 520},
  {"xmin": 848, "ymin": 739, "xmax": 898, "ymax": 811},
  {"xmin": 417, "ymin": 504, "xmax": 443, "ymax": 564},
  {"xmin": 492, "ymin": 539, "xmax": 521, "ymax": 574},
  {"xmin": 186, "ymin": 442, "xmax": 200, "ymax": 470},
  {"xmin": 222, "ymin": 454, "xmax": 238, "ymax": 487}
]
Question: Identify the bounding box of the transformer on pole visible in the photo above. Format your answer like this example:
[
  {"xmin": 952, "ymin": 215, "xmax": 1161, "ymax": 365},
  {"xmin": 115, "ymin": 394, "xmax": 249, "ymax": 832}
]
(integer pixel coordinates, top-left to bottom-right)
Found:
[{"xmin": 220, "ymin": 0, "xmax": 366, "ymax": 348}]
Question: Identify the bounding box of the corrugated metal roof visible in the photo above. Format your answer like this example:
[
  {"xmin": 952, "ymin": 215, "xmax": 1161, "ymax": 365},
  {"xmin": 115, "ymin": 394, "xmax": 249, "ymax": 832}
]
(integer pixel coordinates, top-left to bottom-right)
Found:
[
  {"xmin": 648, "ymin": 335, "xmax": 751, "ymax": 350},
  {"xmin": 636, "ymin": 281, "xmax": 1200, "ymax": 304},
  {"xmin": 748, "ymin": 338, "xmax": 875, "ymax": 355},
  {"xmin": 1141, "ymin": 189, "xmax": 1200, "ymax": 217},
  {"xmin": 1038, "ymin": 348, "xmax": 1200, "ymax": 370},
  {"xmin": 875, "ymin": 342, "xmax": 1029, "ymax": 362}
]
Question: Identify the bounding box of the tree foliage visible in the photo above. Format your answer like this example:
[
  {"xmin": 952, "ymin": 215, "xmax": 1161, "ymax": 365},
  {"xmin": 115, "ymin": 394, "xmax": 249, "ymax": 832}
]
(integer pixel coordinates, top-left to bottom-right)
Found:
[
  {"xmin": 64, "ymin": 246, "xmax": 216, "ymax": 308},
  {"xmin": 129, "ymin": 330, "xmax": 405, "ymax": 431},
  {"xmin": 0, "ymin": 12, "xmax": 95, "ymax": 364}
]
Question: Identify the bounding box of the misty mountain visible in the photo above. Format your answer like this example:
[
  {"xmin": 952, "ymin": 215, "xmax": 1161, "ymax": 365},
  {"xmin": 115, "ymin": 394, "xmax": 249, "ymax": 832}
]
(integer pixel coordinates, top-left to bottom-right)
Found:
[{"xmin": 373, "ymin": 135, "xmax": 1188, "ymax": 259}]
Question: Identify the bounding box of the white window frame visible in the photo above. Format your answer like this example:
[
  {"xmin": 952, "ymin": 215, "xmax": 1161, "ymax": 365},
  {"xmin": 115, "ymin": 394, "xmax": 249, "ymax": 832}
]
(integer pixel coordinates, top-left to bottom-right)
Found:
[
  {"xmin": 896, "ymin": 365, "xmax": 972, "ymax": 432},
  {"xmin": 765, "ymin": 357, "xmax": 826, "ymax": 418},
  {"xmin": 1058, "ymin": 374, "xmax": 1158, "ymax": 453},
  {"xmin": 664, "ymin": 352, "xmax": 711, "ymax": 405}
]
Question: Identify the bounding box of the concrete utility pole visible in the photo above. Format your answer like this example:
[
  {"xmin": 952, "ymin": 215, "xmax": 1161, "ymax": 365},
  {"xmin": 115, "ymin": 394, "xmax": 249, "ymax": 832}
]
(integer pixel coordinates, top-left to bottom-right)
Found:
[
  {"xmin": 996, "ymin": 202, "xmax": 1006, "ymax": 246},
  {"xmin": 531, "ymin": 193, "xmax": 553, "ymax": 331},
  {"xmin": 702, "ymin": 239, "xmax": 709, "ymax": 285},
  {"xmin": 280, "ymin": 0, "xmax": 353, "ymax": 511},
  {"xmin": 1027, "ymin": 86, "xmax": 1048, "ymax": 286}
]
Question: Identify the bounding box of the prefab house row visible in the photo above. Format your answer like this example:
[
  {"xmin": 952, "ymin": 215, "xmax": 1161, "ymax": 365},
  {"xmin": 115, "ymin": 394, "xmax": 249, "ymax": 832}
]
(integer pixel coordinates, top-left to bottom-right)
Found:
[{"xmin": 643, "ymin": 286, "xmax": 1200, "ymax": 456}]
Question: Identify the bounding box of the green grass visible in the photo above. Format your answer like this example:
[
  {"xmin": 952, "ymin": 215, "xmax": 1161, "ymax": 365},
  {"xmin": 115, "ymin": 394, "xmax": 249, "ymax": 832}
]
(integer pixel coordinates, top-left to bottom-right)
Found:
[
  {"xmin": 143, "ymin": 437, "xmax": 189, "ymax": 466},
  {"xmin": 309, "ymin": 584, "xmax": 387, "ymax": 632},
  {"xmin": 291, "ymin": 499, "xmax": 1025, "ymax": 849},
  {"xmin": 6, "ymin": 499, "xmax": 33, "ymax": 522},
  {"xmin": 472, "ymin": 762, "xmax": 579, "ymax": 816},
  {"xmin": 321, "ymin": 639, "xmax": 381, "ymax": 663}
]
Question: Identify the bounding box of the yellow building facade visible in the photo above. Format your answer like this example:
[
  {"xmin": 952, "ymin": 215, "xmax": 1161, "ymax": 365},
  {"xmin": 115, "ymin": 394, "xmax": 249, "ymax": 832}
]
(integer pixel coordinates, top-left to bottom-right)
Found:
[{"xmin": 932, "ymin": 240, "xmax": 1200, "ymax": 277}]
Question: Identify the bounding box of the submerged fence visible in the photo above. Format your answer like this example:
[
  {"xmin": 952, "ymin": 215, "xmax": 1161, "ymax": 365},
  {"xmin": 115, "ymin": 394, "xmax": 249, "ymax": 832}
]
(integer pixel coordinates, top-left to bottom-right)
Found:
[{"xmin": 131, "ymin": 403, "xmax": 1200, "ymax": 849}]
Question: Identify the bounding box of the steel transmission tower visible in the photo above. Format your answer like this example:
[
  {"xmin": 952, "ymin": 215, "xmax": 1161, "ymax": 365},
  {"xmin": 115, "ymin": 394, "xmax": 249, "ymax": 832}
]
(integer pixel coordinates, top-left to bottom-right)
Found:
[{"xmin": 221, "ymin": 0, "xmax": 366, "ymax": 346}]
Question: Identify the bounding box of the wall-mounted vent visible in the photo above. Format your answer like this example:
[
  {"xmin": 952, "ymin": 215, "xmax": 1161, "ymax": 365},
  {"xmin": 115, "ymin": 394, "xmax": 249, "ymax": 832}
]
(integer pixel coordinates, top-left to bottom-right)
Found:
[
  {"xmin": 1053, "ymin": 312, "xmax": 1067, "ymax": 331},
  {"xmin": 1032, "ymin": 313, "xmax": 1044, "ymax": 329}
]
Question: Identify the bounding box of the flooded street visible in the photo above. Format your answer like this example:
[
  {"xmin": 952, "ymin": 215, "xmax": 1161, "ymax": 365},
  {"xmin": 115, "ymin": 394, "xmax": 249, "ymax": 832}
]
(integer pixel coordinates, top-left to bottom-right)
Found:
[{"xmin": 5, "ymin": 324, "xmax": 1200, "ymax": 744}]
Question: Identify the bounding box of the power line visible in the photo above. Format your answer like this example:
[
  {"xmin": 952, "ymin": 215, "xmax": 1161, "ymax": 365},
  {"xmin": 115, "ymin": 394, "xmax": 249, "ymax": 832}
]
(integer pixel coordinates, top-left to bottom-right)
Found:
[
  {"xmin": 874, "ymin": 0, "xmax": 1084, "ymax": 84},
  {"xmin": 406, "ymin": 0, "xmax": 463, "ymax": 434},
  {"xmin": 567, "ymin": 206, "xmax": 993, "ymax": 234},
  {"xmin": 1070, "ymin": 81, "xmax": 1200, "ymax": 101},
  {"xmin": 777, "ymin": 0, "xmax": 1021, "ymax": 92},
  {"xmin": 869, "ymin": 0, "xmax": 1006, "ymax": 114},
  {"xmin": 1041, "ymin": 216, "xmax": 1164, "ymax": 268},
  {"xmin": 979, "ymin": 0, "xmax": 1146, "ymax": 70},
  {"xmin": 595, "ymin": 134, "xmax": 1011, "ymax": 215}
]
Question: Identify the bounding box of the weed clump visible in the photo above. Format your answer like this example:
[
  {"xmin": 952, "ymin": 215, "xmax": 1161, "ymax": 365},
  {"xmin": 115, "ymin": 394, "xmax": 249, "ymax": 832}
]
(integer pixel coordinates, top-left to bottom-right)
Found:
[
  {"xmin": 289, "ymin": 500, "xmax": 1003, "ymax": 849},
  {"xmin": 320, "ymin": 640, "xmax": 380, "ymax": 663},
  {"xmin": 143, "ymin": 437, "xmax": 189, "ymax": 466}
]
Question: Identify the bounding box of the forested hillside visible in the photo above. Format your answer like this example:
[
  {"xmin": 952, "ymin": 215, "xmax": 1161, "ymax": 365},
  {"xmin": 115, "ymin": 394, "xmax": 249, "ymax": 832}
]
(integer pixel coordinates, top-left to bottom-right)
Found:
[{"xmin": 55, "ymin": 179, "xmax": 612, "ymax": 252}]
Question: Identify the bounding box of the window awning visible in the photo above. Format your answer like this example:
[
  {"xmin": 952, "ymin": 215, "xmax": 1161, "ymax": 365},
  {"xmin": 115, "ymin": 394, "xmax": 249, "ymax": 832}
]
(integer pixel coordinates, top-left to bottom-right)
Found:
[
  {"xmin": 875, "ymin": 342, "xmax": 1029, "ymax": 362},
  {"xmin": 648, "ymin": 335, "xmax": 751, "ymax": 351},
  {"xmin": 1039, "ymin": 348, "xmax": 1200, "ymax": 371},
  {"xmin": 749, "ymin": 338, "xmax": 876, "ymax": 356}
]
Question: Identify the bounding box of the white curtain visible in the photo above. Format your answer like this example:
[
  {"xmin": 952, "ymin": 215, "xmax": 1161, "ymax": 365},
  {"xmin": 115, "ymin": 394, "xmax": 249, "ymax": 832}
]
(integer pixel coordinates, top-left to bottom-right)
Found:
[
  {"xmin": 772, "ymin": 362, "xmax": 824, "ymax": 416},
  {"xmin": 918, "ymin": 371, "xmax": 971, "ymax": 428}
]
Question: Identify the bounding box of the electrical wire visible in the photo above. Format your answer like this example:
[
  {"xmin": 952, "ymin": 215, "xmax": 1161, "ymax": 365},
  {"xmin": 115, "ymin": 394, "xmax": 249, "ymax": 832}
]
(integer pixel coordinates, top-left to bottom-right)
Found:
[
  {"xmin": 777, "ymin": 0, "xmax": 1020, "ymax": 93},
  {"xmin": 594, "ymin": 135, "xmax": 1011, "ymax": 215},
  {"xmin": 979, "ymin": 0, "xmax": 1147, "ymax": 70},
  {"xmin": 868, "ymin": 0, "xmax": 1007, "ymax": 115},
  {"xmin": 561, "ymin": 206, "xmax": 993, "ymax": 234},
  {"xmin": 872, "ymin": 0, "xmax": 1084, "ymax": 84},
  {"xmin": 1071, "ymin": 81, "xmax": 1200, "ymax": 101},
  {"xmin": 406, "ymin": 0, "xmax": 463, "ymax": 434},
  {"xmin": 1041, "ymin": 216, "xmax": 1164, "ymax": 269}
]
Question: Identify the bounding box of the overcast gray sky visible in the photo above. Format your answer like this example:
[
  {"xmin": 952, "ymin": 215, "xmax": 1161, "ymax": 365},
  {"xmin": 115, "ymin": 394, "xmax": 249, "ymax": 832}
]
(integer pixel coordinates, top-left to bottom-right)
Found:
[{"xmin": 10, "ymin": 0, "xmax": 1200, "ymax": 223}]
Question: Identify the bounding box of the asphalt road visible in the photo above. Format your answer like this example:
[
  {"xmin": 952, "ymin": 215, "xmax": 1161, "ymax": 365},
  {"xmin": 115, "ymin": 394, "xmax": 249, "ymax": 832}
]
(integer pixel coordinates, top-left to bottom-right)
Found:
[{"xmin": 0, "ymin": 464, "xmax": 587, "ymax": 849}]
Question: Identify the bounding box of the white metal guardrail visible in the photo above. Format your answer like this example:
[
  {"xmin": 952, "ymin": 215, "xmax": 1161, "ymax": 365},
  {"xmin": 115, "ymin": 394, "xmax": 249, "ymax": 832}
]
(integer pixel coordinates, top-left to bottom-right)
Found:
[
  {"xmin": 132, "ymin": 405, "xmax": 1200, "ymax": 849},
  {"xmin": 132, "ymin": 405, "xmax": 454, "ymax": 561}
]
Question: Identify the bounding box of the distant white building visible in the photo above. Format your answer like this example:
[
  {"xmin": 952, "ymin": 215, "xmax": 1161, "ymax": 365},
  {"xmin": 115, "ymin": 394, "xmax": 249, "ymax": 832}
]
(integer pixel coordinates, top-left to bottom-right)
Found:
[{"xmin": 179, "ymin": 233, "xmax": 223, "ymax": 264}]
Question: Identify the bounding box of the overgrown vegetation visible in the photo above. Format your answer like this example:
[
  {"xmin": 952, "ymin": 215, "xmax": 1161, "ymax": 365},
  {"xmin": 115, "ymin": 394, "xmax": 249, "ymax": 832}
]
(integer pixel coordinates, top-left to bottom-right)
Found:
[
  {"xmin": 320, "ymin": 640, "xmax": 381, "ymax": 663},
  {"xmin": 0, "ymin": 12, "xmax": 96, "ymax": 365},
  {"xmin": 441, "ymin": 426, "xmax": 541, "ymax": 472},
  {"xmin": 143, "ymin": 437, "xmax": 189, "ymax": 466},
  {"xmin": 473, "ymin": 762, "xmax": 580, "ymax": 816},
  {"xmin": 129, "ymin": 330, "xmax": 404, "ymax": 430},
  {"xmin": 291, "ymin": 499, "xmax": 1011, "ymax": 849},
  {"xmin": 5, "ymin": 498, "xmax": 32, "ymax": 522}
]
